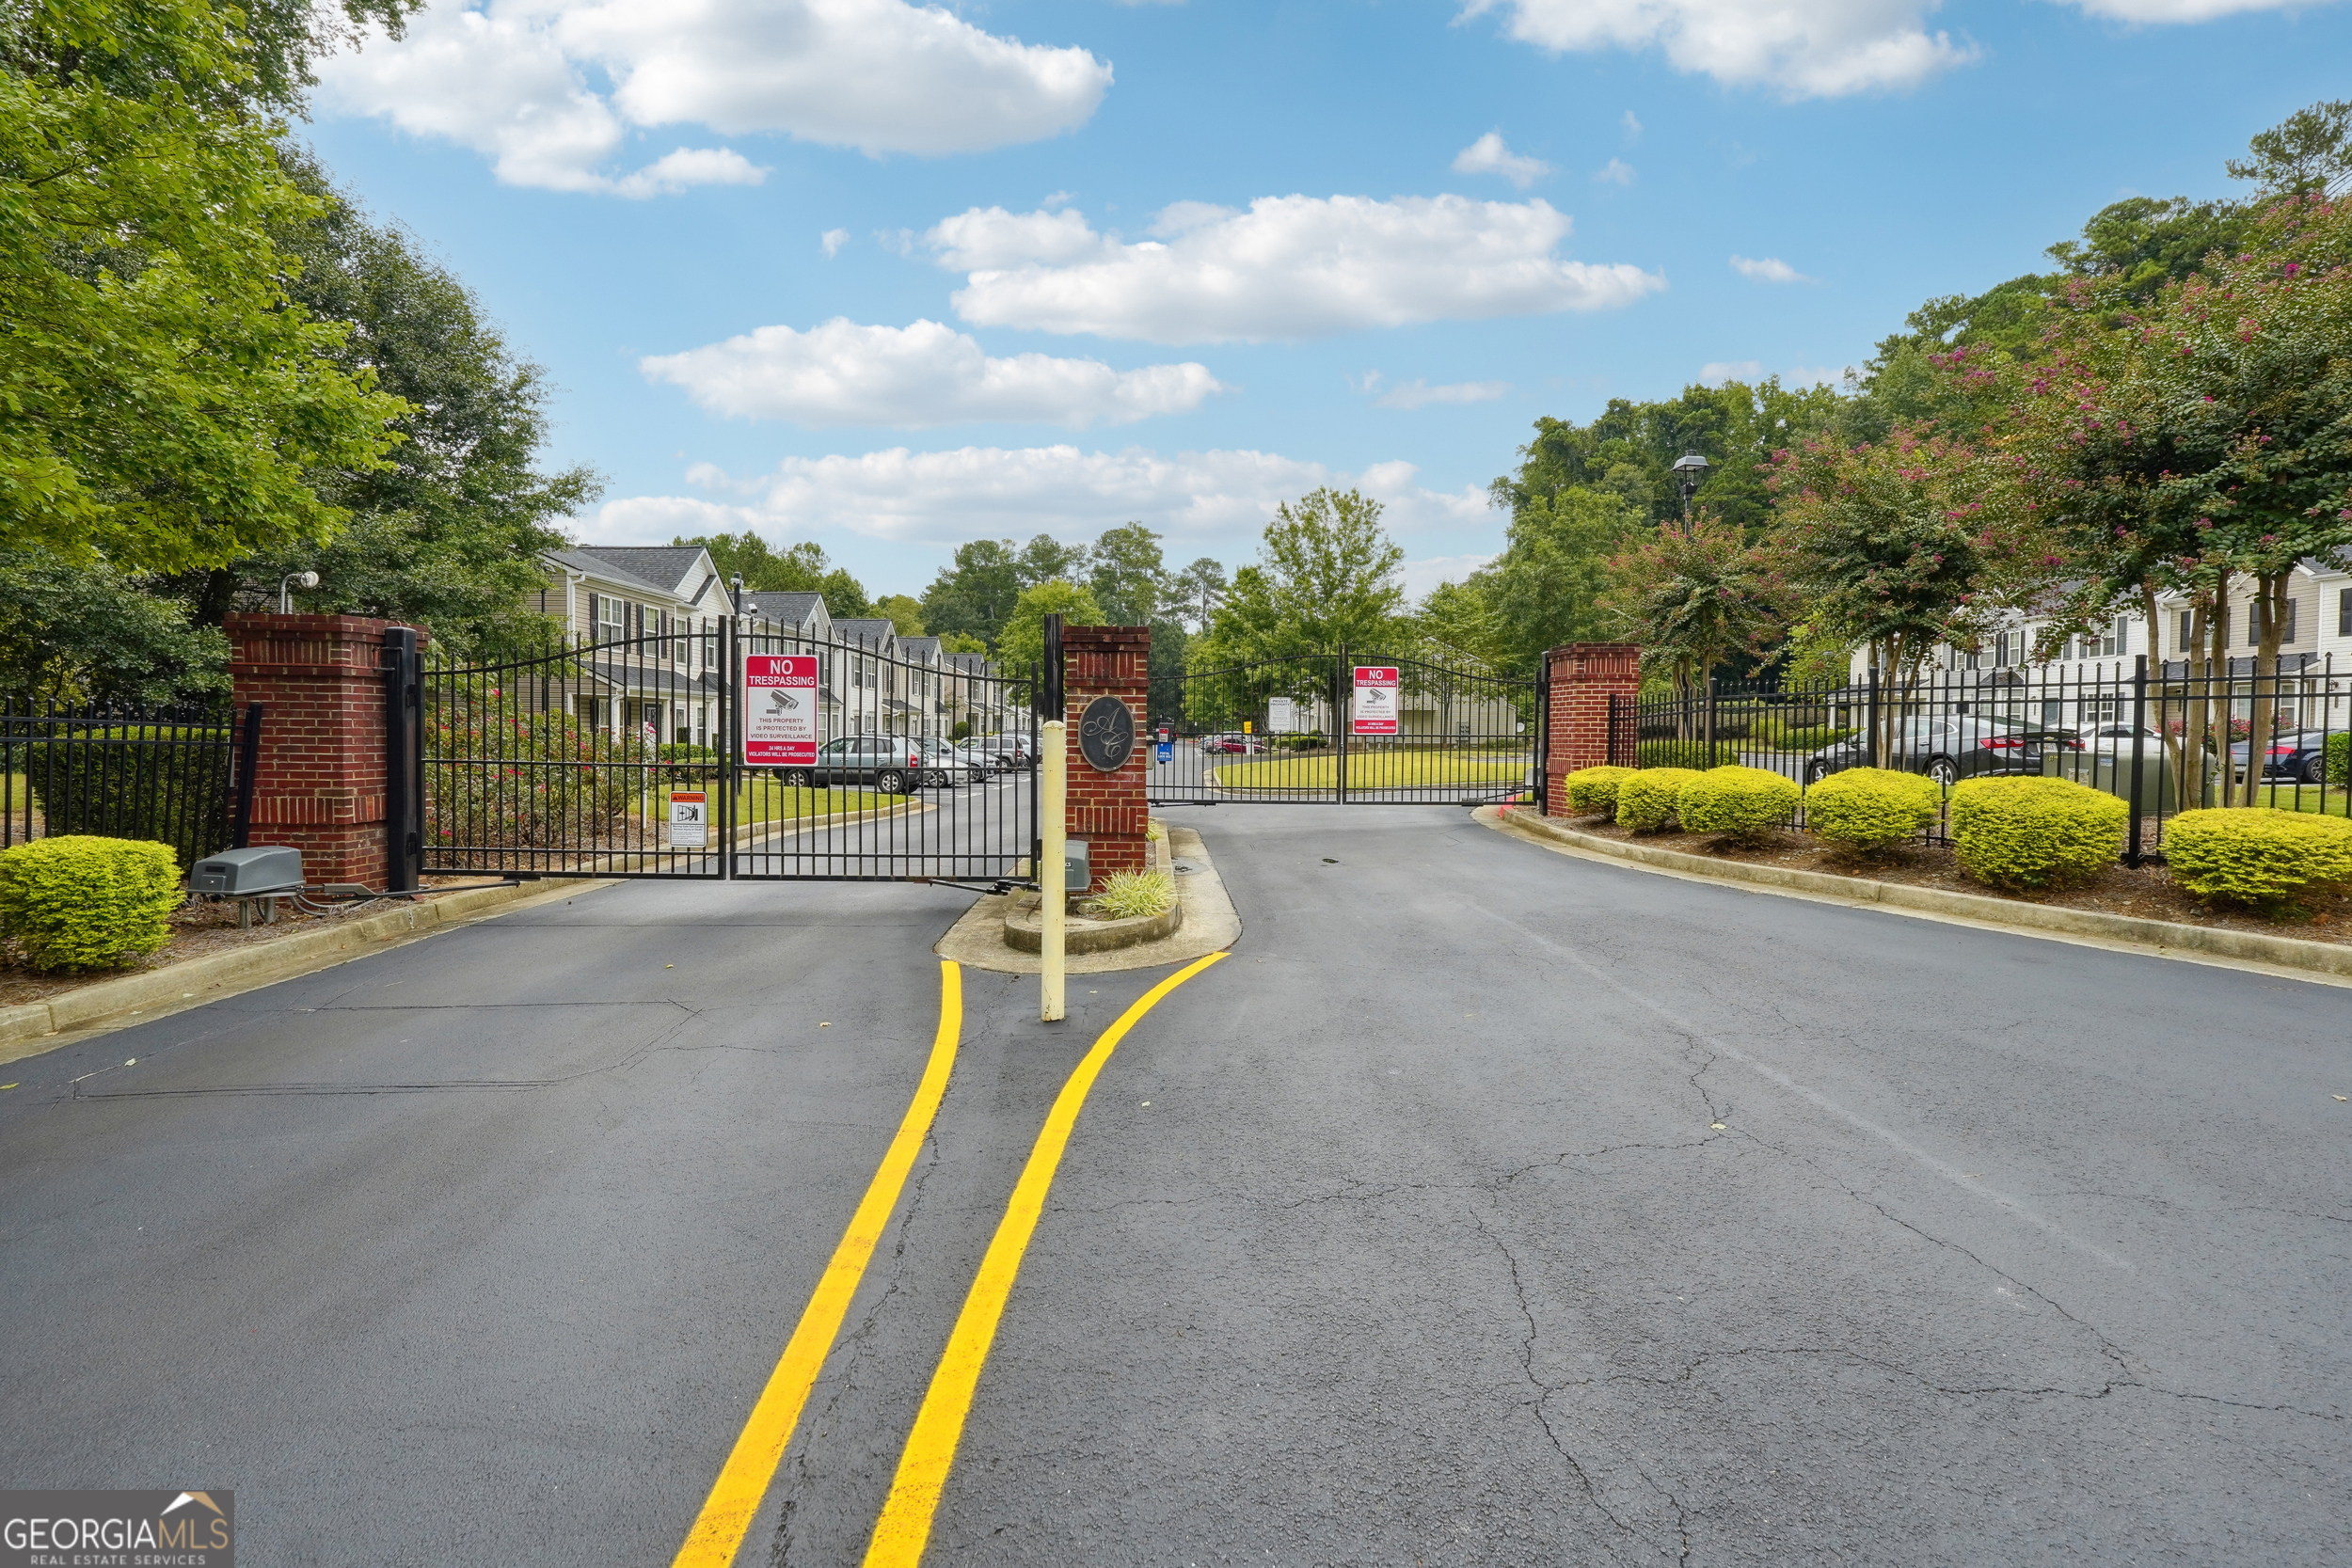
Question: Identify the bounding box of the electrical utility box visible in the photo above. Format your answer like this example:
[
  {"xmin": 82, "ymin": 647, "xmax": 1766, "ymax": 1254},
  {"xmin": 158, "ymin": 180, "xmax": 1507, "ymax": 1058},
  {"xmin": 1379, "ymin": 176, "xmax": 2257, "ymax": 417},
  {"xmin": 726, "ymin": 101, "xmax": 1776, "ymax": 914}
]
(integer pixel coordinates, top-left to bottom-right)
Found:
[
  {"xmin": 189, "ymin": 846, "xmax": 306, "ymax": 896},
  {"xmin": 1059, "ymin": 837, "xmax": 1090, "ymax": 894}
]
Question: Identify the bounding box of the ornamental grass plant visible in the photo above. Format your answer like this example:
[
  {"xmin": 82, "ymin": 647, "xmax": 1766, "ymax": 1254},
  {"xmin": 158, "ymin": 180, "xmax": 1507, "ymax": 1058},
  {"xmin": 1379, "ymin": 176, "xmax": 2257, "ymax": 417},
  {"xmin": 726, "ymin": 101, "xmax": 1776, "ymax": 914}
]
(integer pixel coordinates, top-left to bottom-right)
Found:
[
  {"xmin": 0, "ymin": 835, "xmax": 182, "ymax": 973},
  {"xmin": 1677, "ymin": 765, "xmax": 1800, "ymax": 845},
  {"xmin": 1803, "ymin": 767, "xmax": 1942, "ymax": 856},
  {"xmin": 1616, "ymin": 767, "xmax": 1702, "ymax": 833},
  {"xmin": 1562, "ymin": 765, "xmax": 1636, "ymax": 816},
  {"xmin": 2161, "ymin": 807, "xmax": 2352, "ymax": 915},
  {"xmin": 1949, "ymin": 776, "xmax": 2126, "ymax": 891},
  {"xmin": 1089, "ymin": 868, "xmax": 1175, "ymax": 920}
]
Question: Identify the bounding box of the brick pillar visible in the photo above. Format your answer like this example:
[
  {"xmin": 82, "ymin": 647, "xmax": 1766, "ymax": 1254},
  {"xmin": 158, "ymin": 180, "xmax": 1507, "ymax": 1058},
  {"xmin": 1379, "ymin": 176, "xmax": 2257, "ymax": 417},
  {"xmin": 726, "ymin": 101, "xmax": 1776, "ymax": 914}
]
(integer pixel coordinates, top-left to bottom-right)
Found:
[
  {"xmin": 1062, "ymin": 625, "xmax": 1151, "ymax": 890},
  {"xmin": 1544, "ymin": 642, "xmax": 1641, "ymax": 817},
  {"xmin": 227, "ymin": 613, "xmax": 425, "ymax": 890}
]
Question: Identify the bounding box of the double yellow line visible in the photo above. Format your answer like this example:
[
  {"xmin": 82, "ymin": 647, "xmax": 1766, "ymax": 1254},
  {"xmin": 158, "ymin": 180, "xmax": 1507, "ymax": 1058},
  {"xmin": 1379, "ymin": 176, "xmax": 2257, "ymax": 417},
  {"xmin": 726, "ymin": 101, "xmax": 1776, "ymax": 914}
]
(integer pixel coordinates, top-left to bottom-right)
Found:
[{"xmin": 672, "ymin": 950, "xmax": 1227, "ymax": 1568}]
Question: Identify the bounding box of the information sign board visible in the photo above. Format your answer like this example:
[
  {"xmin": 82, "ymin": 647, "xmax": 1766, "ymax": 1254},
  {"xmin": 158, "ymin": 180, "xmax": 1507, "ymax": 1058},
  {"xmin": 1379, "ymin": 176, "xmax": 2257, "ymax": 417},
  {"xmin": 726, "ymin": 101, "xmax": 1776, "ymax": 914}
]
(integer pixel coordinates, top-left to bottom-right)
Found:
[
  {"xmin": 669, "ymin": 790, "xmax": 708, "ymax": 848},
  {"xmin": 1267, "ymin": 696, "xmax": 1298, "ymax": 733},
  {"xmin": 1352, "ymin": 666, "xmax": 1400, "ymax": 735},
  {"xmin": 741, "ymin": 654, "xmax": 818, "ymax": 765}
]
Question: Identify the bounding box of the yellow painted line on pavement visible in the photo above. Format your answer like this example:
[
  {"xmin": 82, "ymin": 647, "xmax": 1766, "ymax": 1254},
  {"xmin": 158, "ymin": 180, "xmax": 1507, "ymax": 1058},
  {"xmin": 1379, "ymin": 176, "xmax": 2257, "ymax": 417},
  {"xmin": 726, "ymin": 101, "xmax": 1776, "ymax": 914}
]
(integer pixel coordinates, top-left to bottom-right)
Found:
[
  {"xmin": 671, "ymin": 959, "xmax": 965, "ymax": 1568},
  {"xmin": 863, "ymin": 950, "xmax": 1229, "ymax": 1568}
]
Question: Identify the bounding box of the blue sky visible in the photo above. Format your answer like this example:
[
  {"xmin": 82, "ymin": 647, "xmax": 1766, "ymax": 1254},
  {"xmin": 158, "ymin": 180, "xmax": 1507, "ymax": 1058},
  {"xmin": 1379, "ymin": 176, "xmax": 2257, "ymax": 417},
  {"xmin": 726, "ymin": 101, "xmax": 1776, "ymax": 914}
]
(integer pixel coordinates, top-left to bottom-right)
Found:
[{"xmin": 300, "ymin": 0, "xmax": 2352, "ymax": 602}]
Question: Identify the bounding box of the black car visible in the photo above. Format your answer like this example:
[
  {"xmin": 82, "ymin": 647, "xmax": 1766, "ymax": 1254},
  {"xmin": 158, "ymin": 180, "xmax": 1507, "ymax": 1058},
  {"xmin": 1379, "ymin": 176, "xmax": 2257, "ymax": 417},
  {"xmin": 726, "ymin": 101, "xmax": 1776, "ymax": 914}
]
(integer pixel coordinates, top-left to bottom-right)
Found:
[
  {"xmin": 779, "ymin": 736, "xmax": 929, "ymax": 794},
  {"xmin": 2231, "ymin": 729, "xmax": 2331, "ymax": 784},
  {"xmin": 1803, "ymin": 714, "xmax": 2082, "ymax": 786}
]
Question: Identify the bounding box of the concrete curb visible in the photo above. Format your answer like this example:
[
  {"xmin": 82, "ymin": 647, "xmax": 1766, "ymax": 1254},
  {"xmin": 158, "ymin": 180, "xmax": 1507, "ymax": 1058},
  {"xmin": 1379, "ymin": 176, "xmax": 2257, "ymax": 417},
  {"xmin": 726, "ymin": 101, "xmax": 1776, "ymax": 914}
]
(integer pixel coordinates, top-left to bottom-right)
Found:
[
  {"xmin": 1002, "ymin": 835, "xmax": 1185, "ymax": 953},
  {"xmin": 936, "ymin": 824, "xmax": 1240, "ymax": 975},
  {"xmin": 1480, "ymin": 805, "xmax": 2352, "ymax": 989},
  {"xmin": 0, "ymin": 878, "xmax": 614, "ymax": 1066}
]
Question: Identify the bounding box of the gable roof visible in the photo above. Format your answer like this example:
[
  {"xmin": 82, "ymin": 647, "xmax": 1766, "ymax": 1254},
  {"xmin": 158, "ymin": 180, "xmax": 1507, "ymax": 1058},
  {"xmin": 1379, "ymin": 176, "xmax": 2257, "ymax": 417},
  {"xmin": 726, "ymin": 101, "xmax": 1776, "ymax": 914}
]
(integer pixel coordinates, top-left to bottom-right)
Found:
[
  {"xmin": 898, "ymin": 636, "xmax": 942, "ymax": 659},
  {"xmin": 569, "ymin": 546, "xmax": 712, "ymax": 598},
  {"xmin": 543, "ymin": 546, "xmax": 672, "ymax": 598},
  {"xmin": 834, "ymin": 618, "xmax": 897, "ymax": 647},
  {"xmin": 744, "ymin": 590, "xmax": 826, "ymax": 626}
]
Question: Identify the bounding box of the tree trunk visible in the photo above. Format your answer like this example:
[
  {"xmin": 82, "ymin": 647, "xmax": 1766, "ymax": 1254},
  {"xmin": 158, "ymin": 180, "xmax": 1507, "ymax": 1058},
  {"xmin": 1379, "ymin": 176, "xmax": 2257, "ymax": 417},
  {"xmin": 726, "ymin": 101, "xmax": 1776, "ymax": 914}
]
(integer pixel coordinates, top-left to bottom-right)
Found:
[{"xmin": 2245, "ymin": 572, "xmax": 2290, "ymax": 808}]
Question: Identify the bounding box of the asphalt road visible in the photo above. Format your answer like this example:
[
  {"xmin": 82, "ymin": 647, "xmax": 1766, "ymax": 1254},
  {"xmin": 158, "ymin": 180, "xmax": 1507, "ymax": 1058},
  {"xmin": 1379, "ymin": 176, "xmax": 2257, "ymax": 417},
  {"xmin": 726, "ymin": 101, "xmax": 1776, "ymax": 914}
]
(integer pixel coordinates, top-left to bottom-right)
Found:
[{"xmin": 2, "ymin": 804, "xmax": 2346, "ymax": 1564}]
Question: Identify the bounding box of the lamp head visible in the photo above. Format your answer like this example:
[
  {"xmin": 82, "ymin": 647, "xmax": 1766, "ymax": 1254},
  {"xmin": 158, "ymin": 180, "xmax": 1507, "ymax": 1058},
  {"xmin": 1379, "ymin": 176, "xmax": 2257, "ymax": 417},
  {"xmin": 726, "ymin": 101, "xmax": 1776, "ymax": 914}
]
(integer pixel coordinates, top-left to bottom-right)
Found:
[{"xmin": 294, "ymin": 570, "xmax": 320, "ymax": 590}]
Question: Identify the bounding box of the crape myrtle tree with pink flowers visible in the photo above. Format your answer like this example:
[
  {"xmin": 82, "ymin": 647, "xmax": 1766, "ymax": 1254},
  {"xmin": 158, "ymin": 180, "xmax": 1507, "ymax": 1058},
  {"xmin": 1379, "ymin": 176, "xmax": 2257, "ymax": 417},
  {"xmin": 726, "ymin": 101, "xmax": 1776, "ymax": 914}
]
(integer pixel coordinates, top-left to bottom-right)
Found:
[{"xmin": 2007, "ymin": 192, "xmax": 2352, "ymax": 804}]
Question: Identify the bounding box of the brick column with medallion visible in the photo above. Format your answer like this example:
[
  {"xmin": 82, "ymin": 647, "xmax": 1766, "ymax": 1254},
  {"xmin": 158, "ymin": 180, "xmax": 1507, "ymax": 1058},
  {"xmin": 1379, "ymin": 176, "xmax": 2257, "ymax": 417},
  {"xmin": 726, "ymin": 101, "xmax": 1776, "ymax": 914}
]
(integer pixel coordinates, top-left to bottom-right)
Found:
[
  {"xmin": 1544, "ymin": 642, "xmax": 1640, "ymax": 816},
  {"xmin": 227, "ymin": 612, "xmax": 425, "ymax": 890},
  {"xmin": 1062, "ymin": 624, "xmax": 1151, "ymax": 890}
]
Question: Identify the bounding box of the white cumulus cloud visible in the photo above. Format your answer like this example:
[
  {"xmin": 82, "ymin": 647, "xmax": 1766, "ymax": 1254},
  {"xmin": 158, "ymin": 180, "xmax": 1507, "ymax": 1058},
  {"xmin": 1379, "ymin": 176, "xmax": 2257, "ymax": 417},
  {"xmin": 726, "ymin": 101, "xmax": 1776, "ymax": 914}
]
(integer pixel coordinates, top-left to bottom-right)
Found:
[
  {"xmin": 322, "ymin": 0, "xmax": 1112, "ymax": 194},
  {"xmin": 2068, "ymin": 0, "xmax": 2333, "ymax": 17},
  {"xmin": 1461, "ymin": 0, "xmax": 1978, "ymax": 98},
  {"xmin": 1699, "ymin": 360, "xmax": 1765, "ymax": 385},
  {"xmin": 925, "ymin": 195, "xmax": 1664, "ymax": 343},
  {"xmin": 1730, "ymin": 253, "xmax": 1813, "ymax": 283},
  {"xmin": 1404, "ymin": 553, "xmax": 1501, "ymax": 599},
  {"xmin": 1453, "ymin": 132, "xmax": 1552, "ymax": 188},
  {"xmin": 821, "ymin": 228, "xmax": 850, "ymax": 257},
  {"xmin": 638, "ymin": 319, "xmax": 1224, "ymax": 429},
  {"xmin": 580, "ymin": 448, "xmax": 1486, "ymax": 547},
  {"xmin": 1594, "ymin": 157, "xmax": 1635, "ymax": 185},
  {"xmin": 1375, "ymin": 378, "xmax": 1511, "ymax": 410}
]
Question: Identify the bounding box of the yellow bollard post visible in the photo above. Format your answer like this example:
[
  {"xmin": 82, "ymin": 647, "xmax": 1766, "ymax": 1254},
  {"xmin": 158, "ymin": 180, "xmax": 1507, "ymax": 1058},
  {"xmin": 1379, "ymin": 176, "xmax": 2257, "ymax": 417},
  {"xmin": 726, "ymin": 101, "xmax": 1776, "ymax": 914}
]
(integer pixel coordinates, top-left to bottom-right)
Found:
[{"xmin": 1040, "ymin": 718, "xmax": 1066, "ymax": 1022}]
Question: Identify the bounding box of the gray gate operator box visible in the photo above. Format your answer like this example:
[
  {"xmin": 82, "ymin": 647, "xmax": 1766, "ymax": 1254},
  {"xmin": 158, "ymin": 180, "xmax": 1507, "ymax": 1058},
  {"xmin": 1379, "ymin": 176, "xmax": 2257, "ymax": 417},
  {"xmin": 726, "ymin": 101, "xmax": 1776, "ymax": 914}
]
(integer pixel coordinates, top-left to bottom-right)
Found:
[
  {"xmin": 1059, "ymin": 837, "xmax": 1089, "ymax": 894},
  {"xmin": 189, "ymin": 846, "xmax": 305, "ymax": 896}
]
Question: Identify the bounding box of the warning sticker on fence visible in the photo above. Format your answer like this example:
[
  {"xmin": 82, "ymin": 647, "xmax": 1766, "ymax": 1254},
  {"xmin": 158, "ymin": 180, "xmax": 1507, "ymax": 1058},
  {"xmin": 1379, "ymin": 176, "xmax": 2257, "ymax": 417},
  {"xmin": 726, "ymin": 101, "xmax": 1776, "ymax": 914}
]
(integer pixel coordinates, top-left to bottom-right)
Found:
[
  {"xmin": 1352, "ymin": 667, "xmax": 1400, "ymax": 735},
  {"xmin": 742, "ymin": 654, "xmax": 818, "ymax": 765},
  {"xmin": 669, "ymin": 790, "xmax": 708, "ymax": 848}
]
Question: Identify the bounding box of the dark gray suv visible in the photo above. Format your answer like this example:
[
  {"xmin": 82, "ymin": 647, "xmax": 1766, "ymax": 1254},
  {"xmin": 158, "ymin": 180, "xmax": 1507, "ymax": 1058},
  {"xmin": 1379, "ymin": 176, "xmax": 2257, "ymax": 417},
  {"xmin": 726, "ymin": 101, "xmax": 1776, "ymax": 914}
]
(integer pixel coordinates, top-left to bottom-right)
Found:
[
  {"xmin": 779, "ymin": 736, "xmax": 928, "ymax": 794},
  {"xmin": 1803, "ymin": 715, "xmax": 2083, "ymax": 786}
]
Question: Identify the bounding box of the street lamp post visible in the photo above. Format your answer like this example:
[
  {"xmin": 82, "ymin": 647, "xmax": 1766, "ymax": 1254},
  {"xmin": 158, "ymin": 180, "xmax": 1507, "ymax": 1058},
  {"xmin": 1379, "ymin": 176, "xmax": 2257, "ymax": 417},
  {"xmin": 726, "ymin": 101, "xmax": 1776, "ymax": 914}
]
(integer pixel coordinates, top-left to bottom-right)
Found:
[
  {"xmin": 278, "ymin": 570, "xmax": 319, "ymax": 613},
  {"xmin": 1671, "ymin": 451, "xmax": 1710, "ymax": 517}
]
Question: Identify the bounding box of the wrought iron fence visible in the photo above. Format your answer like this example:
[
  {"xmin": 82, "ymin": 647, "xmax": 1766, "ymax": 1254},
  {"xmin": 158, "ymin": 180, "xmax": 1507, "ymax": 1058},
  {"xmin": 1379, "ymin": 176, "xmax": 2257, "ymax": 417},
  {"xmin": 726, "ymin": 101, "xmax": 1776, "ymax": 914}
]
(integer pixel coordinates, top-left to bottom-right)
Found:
[
  {"xmin": 0, "ymin": 702, "xmax": 259, "ymax": 870},
  {"xmin": 1608, "ymin": 656, "xmax": 2350, "ymax": 862},
  {"xmin": 421, "ymin": 616, "xmax": 1038, "ymax": 882},
  {"xmin": 1152, "ymin": 649, "xmax": 1539, "ymax": 805}
]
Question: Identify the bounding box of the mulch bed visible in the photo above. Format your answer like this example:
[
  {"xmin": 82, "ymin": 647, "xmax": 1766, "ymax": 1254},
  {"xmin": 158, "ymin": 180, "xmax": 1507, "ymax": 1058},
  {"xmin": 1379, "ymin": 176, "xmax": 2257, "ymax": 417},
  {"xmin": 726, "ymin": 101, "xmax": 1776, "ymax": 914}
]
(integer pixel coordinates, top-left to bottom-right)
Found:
[
  {"xmin": 1547, "ymin": 813, "xmax": 2352, "ymax": 947},
  {"xmin": 0, "ymin": 877, "xmax": 515, "ymax": 1009}
]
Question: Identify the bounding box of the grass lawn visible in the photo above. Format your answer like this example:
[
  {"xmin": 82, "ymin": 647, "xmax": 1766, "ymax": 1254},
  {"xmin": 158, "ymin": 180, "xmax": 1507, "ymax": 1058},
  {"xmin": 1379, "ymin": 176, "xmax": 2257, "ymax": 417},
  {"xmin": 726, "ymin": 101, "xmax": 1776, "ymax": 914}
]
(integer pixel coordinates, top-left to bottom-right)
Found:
[
  {"xmin": 2243, "ymin": 784, "xmax": 2350, "ymax": 816},
  {"xmin": 1211, "ymin": 750, "xmax": 1532, "ymax": 790},
  {"xmin": 643, "ymin": 780, "xmax": 892, "ymax": 824}
]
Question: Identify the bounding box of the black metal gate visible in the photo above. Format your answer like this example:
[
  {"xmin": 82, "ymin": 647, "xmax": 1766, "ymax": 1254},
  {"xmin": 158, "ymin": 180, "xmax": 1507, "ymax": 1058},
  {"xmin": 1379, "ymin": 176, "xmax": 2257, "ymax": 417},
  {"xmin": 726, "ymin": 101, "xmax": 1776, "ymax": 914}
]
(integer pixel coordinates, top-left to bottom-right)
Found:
[
  {"xmin": 1147, "ymin": 649, "xmax": 1540, "ymax": 807},
  {"xmin": 421, "ymin": 616, "xmax": 1038, "ymax": 883}
]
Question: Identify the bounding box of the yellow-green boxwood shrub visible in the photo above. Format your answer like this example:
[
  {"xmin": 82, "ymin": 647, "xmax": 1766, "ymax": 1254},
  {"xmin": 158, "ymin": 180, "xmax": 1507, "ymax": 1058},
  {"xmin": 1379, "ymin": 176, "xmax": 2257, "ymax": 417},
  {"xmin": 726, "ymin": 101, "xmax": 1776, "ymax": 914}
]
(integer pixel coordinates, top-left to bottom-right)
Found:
[
  {"xmin": 2161, "ymin": 807, "xmax": 2352, "ymax": 913},
  {"xmin": 0, "ymin": 835, "xmax": 182, "ymax": 973},
  {"xmin": 1949, "ymin": 777, "xmax": 2126, "ymax": 890},
  {"xmin": 1677, "ymin": 765, "xmax": 1800, "ymax": 844},
  {"xmin": 1804, "ymin": 767, "xmax": 1941, "ymax": 853},
  {"xmin": 1616, "ymin": 768, "xmax": 1703, "ymax": 832},
  {"xmin": 1563, "ymin": 765, "xmax": 1637, "ymax": 816}
]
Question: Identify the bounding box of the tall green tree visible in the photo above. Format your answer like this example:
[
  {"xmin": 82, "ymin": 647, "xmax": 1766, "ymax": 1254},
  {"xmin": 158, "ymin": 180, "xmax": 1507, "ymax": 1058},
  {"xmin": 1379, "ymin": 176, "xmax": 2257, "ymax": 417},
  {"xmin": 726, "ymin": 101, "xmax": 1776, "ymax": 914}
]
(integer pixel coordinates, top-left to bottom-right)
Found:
[
  {"xmin": 875, "ymin": 594, "xmax": 925, "ymax": 637},
  {"xmin": 185, "ymin": 151, "xmax": 596, "ymax": 654},
  {"xmin": 918, "ymin": 538, "xmax": 1021, "ymax": 646},
  {"xmin": 3, "ymin": 0, "xmax": 413, "ymax": 571},
  {"xmin": 0, "ymin": 550, "xmax": 227, "ymax": 707},
  {"xmin": 1086, "ymin": 523, "xmax": 1168, "ymax": 626},
  {"xmin": 1436, "ymin": 483, "xmax": 1633, "ymax": 674},
  {"xmin": 1015, "ymin": 533, "xmax": 1089, "ymax": 588},
  {"xmin": 1168, "ymin": 557, "xmax": 1229, "ymax": 631},
  {"xmin": 996, "ymin": 579, "xmax": 1104, "ymax": 674},
  {"xmin": 1192, "ymin": 488, "xmax": 1410, "ymax": 666}
]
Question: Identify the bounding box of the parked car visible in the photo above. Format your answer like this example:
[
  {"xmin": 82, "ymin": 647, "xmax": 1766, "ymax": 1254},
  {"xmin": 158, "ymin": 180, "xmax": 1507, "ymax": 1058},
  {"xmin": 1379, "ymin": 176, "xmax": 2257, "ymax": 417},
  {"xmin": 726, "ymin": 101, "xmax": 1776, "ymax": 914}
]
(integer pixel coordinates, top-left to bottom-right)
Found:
[
  {"xmin": 2231, "ymin": 729, "xmax": 2331, "ymax": 784},
  {"xmin": 944, "ymin": 740, "xmax": 999, "ymax": 778},
  {"xmin": 970, "ymin": 733, "xmax": 1034, "ymax": 769},
  {"xmin": 1802, "ymin": 714, "xmax": 2082, "ymax": 786},
  {"xmin": 913, "ymin": 736, "xmax": 986, "ymax": 786},
  {"xmin": 778, "ymin": 736, "xmax": 929, "ymax": 794},
  {"xmin": 1200, "ymin": 732, "xmax": 1267, "ymax": 755}
]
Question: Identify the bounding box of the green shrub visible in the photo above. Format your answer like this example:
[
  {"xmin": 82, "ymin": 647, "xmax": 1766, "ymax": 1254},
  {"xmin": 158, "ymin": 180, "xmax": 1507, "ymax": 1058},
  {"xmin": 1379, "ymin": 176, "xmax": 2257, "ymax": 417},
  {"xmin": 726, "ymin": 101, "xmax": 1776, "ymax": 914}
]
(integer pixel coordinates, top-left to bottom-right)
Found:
[
  {"xmin": 1804, "ymin": 767, "xmax": 1941, "ymax": 853},
  {"xmin": 2162, "ymin": 807, "xmax": 2352, "ymax": 914},
  {"xmin": 1616, "ymin": 768, "xmax": 1703, "ymax": 832},
  {"xmin": 1634, "ymin": 738, "xmax": 1740, "ymax": 769},
  {"xmin": 1949, "ymin": 776, "xmax": 2127, "ymax": 890},
  {"xmin": 1563, "ymin": 765, "xmax": 1637, "ymax": 816},
  {"xmin": 2327, "ymin": 731, "xmax": 2349, "ymax": 787},
  {"xmin": 1089, "ymin": 868, "xmax": 1175, "ymax": 919},
  {"xmin": 0, "ymin": 835, "xmax": 182, "ymax": 973},
  {"xmin": 1677, "ymin": 765, "xmax": 1800, "ymax": 844},
  {"xmin": 426, "ymin": 706, "xmax": 649, "ymax": 850}
]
